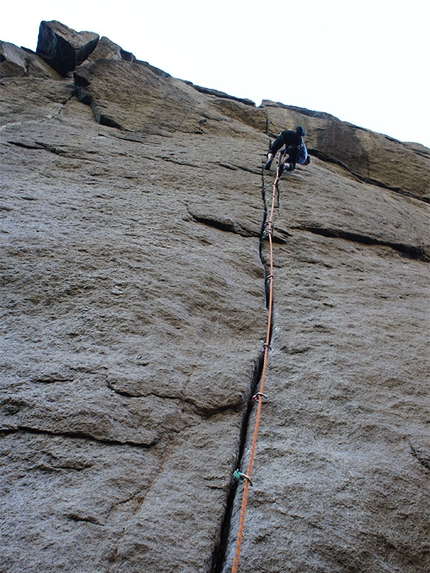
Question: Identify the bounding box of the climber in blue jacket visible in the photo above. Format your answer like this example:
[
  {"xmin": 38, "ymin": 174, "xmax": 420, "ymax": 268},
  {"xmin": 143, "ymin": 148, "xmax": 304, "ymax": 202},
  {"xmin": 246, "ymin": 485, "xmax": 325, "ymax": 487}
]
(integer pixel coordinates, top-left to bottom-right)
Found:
[{"xmin": 264, "ymin": 126, "xmax": 307, "ymax": 173}]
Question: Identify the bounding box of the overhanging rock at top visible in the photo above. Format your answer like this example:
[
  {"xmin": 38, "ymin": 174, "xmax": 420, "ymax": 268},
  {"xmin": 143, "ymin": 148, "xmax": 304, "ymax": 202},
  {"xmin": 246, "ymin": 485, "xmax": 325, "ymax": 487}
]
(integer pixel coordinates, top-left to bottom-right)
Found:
[{"xmin": 36, "ymin": 20, "xmax": 99, "ymax": 76}]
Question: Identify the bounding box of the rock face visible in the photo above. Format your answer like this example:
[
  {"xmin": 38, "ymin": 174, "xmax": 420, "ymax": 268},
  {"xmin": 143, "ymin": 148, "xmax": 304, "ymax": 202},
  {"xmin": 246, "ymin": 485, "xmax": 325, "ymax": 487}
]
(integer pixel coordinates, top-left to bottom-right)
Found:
[
  {"xmin": 0, "ymin": 41, "xmax": 61, "ymax": 79},
  {"xmin": 1, "ymin": 21, "xmax": 429, "ymax": 573},
  {"xmin": 263, "ymin": 101, "xmax": 430, "ymax": 202}
]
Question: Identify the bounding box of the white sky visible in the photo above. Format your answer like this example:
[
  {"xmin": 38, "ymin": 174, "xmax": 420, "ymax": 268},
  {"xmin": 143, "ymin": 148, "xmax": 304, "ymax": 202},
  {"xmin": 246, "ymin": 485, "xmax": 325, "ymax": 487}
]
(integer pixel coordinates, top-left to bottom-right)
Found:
[{"xmin": 2, "ymin": 0, "xmax": 430, "ymax": 148}]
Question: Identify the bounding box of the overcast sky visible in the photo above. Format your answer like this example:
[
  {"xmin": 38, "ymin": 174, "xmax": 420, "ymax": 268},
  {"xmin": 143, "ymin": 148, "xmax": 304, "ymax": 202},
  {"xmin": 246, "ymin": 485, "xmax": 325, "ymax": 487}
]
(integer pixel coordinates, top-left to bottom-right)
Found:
[{"xmin": 2, "ymin": 0, "xmax": 429, "ymax": 148}]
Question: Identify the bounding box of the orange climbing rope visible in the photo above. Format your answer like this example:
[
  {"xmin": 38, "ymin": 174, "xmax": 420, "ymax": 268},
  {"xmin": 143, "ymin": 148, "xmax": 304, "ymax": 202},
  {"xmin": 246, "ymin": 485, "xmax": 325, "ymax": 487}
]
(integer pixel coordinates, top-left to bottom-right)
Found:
[{"xmin": 231, "ymin": 170, "xmax": 280, "ymax": 573}]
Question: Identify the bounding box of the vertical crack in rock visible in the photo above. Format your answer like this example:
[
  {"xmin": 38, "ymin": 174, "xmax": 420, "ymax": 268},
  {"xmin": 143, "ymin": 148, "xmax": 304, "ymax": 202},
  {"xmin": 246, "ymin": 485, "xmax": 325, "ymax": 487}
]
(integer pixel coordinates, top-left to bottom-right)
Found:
[
  {"xmin": 294, "ymin": 225, "xmax": 428, "ymax": 261},
  {"xmin": 410, "ymin": 443, "xmax": 430, "ymax": 471},
  {"xmin": 211, "ymin": 168, "xmax": 275, "ymax": 573},
  {"xmin": 211, "ymin": 354, "xmax": 264, "ymax": 573}
]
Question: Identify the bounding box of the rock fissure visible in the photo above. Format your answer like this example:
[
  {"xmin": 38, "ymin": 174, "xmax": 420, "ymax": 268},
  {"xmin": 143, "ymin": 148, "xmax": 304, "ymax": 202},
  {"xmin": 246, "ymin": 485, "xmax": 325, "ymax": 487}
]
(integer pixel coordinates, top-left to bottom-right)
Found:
[
  {"xmin": 211, "ymin": 353, "xmax": 264, "ymax": 573},
  {"xmin": 410, "ymin": 443, "xmax": 430, "ymax": 471},
  {"xmin": 7, "ymin": 138, "xmax": 89, "ymax": 160},
  {"xmin": 0, "ymin": 426, "xmax": 156, "ymax": 449},
  {"xmin": 312, "ymin": 149, "xmax": 430, "ymax": 204},
  {"xmin": 35, "ymin": 140, "xmax": 68, "ymax": 155},
  {"xmin": 106, "ymin": 381, "xmax": 179, "ymax": 402},
  {"xmin": 7, "ymin": 140, "xmax": 46, "ymax": 150},
  {"xmin": 294, "ymin": 225, "xmax": 428, "ymax": 260},
  {"xmin": 65, "ymin": 512, "xmax": 105, "ymax": 526},
  {"xmin": 159, "ymin": 157, "xmax": 197, "ymax": 167},
  {"xmin": 188, "ymin": 209, "xmax": 287, "ymax": 244},
  {"xmin": 188, "ymin": 212, "xmax": 251, "ymax": 237},
  {"xmin": 106, "ymin": 381, "xmax": 239, "ymax": 419},
  {"xmin": 211, "ymin": 169, "xmax": 276, "ymax": 573},
  {"xmin": 236, "ymin": 165, "xmax": 261, "ymax": 175}
]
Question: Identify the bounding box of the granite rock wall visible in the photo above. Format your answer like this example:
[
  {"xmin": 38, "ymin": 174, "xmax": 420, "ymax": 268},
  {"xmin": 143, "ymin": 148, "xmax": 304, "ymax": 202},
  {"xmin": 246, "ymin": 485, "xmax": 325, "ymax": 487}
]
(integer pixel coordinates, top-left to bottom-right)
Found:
[{"xmin": 1, "ymin": 21, "xmax": 429, "ymax": 573}]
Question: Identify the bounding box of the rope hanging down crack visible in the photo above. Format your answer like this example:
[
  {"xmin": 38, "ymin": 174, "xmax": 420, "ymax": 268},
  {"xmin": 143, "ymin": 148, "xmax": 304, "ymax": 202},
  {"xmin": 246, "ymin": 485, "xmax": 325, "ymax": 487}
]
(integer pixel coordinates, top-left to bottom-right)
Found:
[{"xmin": 230, "ymin": 169, "xmax": 280, "ymax": 573}]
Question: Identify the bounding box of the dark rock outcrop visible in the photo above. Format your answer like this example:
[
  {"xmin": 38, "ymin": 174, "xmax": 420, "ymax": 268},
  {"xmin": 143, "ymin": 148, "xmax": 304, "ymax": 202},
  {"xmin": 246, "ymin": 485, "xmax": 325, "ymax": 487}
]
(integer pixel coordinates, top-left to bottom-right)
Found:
[
  {"xmin": 36, "ymin": 20, "xmax": 99, "ymax": 76},
  {"xmin": 1, "ymin": 20, "xmax": 429, "ymax": 573}
]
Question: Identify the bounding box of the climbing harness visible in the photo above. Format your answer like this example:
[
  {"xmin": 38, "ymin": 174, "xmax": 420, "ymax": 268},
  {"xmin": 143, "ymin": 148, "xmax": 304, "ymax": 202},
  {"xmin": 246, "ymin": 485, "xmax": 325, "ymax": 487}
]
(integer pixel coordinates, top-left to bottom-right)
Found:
[{"xmin": 230, "ymin": 169, "xmax": 280, "ymax": 573}]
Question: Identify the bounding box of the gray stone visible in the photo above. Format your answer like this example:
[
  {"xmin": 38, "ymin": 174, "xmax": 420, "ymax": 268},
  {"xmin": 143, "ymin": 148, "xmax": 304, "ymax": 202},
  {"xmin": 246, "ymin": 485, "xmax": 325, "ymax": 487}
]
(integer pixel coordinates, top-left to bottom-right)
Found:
[
  {"xmin": 82, "ymin": 36, "xmax": 135, "ymax": 64},
  {"xmin": 0, "ymin": 41, "xmax": 28, "ymax": 77},
  {"xmin": 0, "ymin": 42, "xmax": 61, "ymax": 79}
]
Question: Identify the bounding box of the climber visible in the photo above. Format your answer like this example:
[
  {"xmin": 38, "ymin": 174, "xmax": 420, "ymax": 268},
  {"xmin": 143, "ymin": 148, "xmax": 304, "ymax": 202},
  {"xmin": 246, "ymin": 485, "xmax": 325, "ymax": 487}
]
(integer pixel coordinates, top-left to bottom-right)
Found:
[
  {"xmin": 264, "ymin": 126, "xmax": 306, "ymax": 174},
  {"xmin": 276, "ymin": 139, "xmax": 311, "ymax": 176}
]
